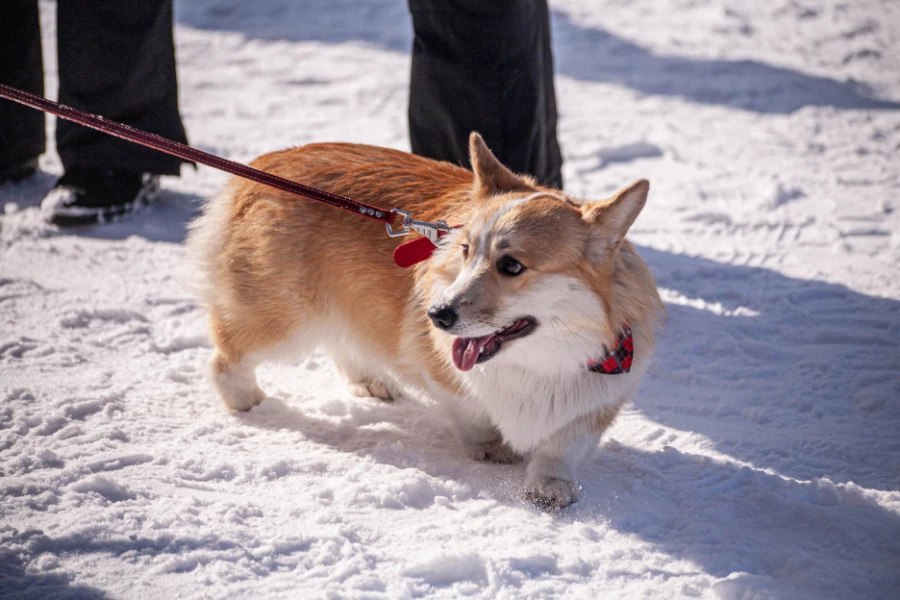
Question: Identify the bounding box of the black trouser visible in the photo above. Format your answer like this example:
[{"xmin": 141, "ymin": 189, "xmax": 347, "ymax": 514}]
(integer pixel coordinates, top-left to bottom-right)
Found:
[
  {"xmin": 408, "ymin": 0, "xmax": 563, "ymax": 189},
  {"xmin": 0, "ymin": 0, "xmax": 188, "ymax": 175}
]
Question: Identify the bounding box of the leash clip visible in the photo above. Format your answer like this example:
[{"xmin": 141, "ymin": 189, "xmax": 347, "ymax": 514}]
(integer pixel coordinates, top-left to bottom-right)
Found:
[{"xmin": 386, "ymin": 209, "xmax": 451, "ymax": 243}]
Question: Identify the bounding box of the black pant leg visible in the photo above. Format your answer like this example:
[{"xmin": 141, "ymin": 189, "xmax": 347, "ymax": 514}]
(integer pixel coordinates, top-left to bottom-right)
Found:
[
  {"xmin": 0, "ymin": 0, "xmax": 45, "ymax": 170},
  {"xmin": 408, "ymin": 0, "xmax": 562, "ymax": 189},
  {"xmin": 56, "ymin": 0, "xmax": 188, "ymax": 175}
]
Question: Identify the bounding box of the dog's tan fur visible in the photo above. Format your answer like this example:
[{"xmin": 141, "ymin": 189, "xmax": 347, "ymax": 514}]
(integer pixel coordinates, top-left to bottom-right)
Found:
[{"xmin": 188, "ymin": 133, "xmax": 664, "ymax": 508}]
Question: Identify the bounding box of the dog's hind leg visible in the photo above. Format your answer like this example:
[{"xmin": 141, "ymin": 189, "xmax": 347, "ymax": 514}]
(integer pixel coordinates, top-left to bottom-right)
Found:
[
  {"xmin": 206, "ymin": 310, "xmax": 278, "ymax": 411},
  {"xmin": 210, "ymin": 351, "xmax": 265, "ymax": 412}
]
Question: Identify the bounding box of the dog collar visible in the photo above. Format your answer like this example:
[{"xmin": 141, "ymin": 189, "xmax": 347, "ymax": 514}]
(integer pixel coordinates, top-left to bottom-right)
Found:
[{"xmin": 586, "ymin": 324, "xmax": 633, "ymax": 375}]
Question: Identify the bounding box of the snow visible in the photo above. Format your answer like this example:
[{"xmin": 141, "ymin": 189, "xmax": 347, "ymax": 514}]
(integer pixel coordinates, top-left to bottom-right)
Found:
[{"xmin": 1, "ymin": 0, "xmax": 899, "ymax": 598}]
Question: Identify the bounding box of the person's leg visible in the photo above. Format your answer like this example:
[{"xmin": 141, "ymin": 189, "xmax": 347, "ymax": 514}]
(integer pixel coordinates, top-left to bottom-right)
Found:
[
  {"xmin": 55, "ymin": 0, "xmax": 188, "ymax": 175},
  {"xmin": 408, "ymin": 0, "xmax": 562, "ymax": 189},
  {"xmin": 0, "ymin": 0, "xmax": 45, "ymax": 182},
  {"xmin": 43, "ymin": 0, "xmax": 189, "ymax": 225}
]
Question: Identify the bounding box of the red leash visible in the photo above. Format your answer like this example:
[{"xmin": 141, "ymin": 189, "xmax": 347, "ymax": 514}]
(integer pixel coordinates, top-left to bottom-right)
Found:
[
  {"xmin": 0, "ymin": 83, "xmax": 396, "ymax": 224},
  {"xmin": 0, "ymin": 83, "xmax": 453, "ymax": 266}
]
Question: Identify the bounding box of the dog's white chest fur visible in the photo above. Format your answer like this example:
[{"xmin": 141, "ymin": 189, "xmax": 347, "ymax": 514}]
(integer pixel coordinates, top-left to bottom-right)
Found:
[{"xmin": 459, "ymin": 361, "xmax": 639, "ymax": 452}]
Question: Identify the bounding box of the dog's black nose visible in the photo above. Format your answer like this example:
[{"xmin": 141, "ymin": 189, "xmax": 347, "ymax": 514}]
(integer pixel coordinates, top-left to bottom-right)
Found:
[{"xmin": 427, "ymin": 305, "xmax": 458, "ymax": 330}]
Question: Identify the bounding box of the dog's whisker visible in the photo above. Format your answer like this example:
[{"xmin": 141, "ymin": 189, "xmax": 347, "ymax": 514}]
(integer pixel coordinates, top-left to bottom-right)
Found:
[
  {"xmin": 548, "ymin": 318, "xmax": 565, "ymax": 351},
  {"xmin": 550, "ymin": 317, "xmax": 593, "ymax": 344}
]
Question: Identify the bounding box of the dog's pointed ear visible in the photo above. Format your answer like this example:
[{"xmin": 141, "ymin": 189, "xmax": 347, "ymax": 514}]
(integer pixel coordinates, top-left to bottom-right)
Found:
[
  {"xmin": 469, "ymin": 132, "xmax": 534, "ymax": 197},
  {"xmin": 581, "ymin": 179, "xmax": 649, "ymax": 260}
]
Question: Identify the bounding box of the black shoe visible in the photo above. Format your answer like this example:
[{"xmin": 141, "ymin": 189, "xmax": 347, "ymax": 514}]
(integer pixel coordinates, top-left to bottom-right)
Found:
[
  {"xmin": 0, "ymin": 157, "xmax": 39, "ymax": 184},
  {"xmin": 40, "ymin": 167, "xmax": 160, "ymax": 226}
]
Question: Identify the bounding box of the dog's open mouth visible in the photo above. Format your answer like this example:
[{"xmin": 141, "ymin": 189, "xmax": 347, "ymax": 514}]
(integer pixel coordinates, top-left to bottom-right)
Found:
[{"xmin": 451, "ymin": 317, "xmax": 537, "ymax": 371}]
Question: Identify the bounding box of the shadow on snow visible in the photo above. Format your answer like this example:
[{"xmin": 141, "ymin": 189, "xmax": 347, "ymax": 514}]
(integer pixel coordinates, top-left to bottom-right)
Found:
[
  {"xmin": 174, "ymin": 0, "xmax": 900, "ymax": 114},
  {"xmin": 0, "ymin": 548, "xmax": 111, "ymax": 600},
  {"xmin": 228, "ymin": 243, "xmax": 900, "ymax": 598}
]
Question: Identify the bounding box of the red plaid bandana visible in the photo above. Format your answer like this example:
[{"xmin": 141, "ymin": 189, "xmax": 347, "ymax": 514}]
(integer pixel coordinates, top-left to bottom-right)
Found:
[{"xmin": 586, "ymin": 324, "xmax": 633, "ymax": 375}]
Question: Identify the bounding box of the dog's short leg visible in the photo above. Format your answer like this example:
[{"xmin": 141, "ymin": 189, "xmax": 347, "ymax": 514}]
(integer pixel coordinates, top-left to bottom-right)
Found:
[
  {"xmin": 437, "ymin": 395, "xmax": 522, "ymax": 464},
  {"xmin": 523, "ymin": 413, "xmax": 608, "ymax": 510},
  {"xmin": 210, "ymin": 352, "xmax": 266, "ymax": 412},
  {"xmin": 471, "ymin": 435, "xmax": 523, "ymax": 465},
  {"xmin": 332, "ymin": 356, "xmax": 397, "ymax": 402},
  {"xmin": 205, "ymin": 308, "xmax": 290, "ymax": 411}
]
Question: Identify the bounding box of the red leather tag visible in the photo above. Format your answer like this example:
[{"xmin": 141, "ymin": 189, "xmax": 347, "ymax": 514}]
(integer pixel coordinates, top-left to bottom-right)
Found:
[{"xmin": 393, "ymin": 236, "xmax": 439, "ymax": 268}]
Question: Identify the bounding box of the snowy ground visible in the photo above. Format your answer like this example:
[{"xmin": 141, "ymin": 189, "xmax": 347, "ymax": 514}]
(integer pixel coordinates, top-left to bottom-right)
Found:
[{"xmin": 2, "ymin": 0, "xmax": 899, "ymax": 598}]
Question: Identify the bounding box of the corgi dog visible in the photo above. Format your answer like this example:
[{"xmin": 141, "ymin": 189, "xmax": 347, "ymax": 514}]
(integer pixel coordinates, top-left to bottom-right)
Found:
[{"xmin": 187, "ymin": 133, "xmax": 664, "ymax": 509}]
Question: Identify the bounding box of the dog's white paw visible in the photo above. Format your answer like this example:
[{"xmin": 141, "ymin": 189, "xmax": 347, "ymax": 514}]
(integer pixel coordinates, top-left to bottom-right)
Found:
[
  {"xmin": 211, "ymin": 356, "xmax": 266, "ymax": 412},
  {"xmin": 224, "ymin": 386, "xmax": 266, "ymax": 412},
  {"xmin": 469, "ymin": 438, "xmax": 523, "ymax": 464},
  {"xmin": 347, "ymin": 379, "xmax": 395, "ymax": 402},
  {"xmin": 522, "ymin": 476, "xmax": 578, "ymax": 510}
]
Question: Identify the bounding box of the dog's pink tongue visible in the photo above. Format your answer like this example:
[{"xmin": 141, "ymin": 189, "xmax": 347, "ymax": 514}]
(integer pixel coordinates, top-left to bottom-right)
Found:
[{"xmin": 452, "ymin": 335, "xmax": 493, "ymax": 371}]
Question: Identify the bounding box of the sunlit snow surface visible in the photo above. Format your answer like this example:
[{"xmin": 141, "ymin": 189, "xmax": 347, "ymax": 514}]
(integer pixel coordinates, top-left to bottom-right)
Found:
[{"xmin": 1, "ymin": 1, "xmax": 899, "ymax": 598}]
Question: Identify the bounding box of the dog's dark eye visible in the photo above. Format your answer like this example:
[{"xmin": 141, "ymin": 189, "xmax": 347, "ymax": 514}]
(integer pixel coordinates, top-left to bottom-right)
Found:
[
  {"xmin": 461, "ymin": 244, "xmax": 469, "ymax": 259},
  {"xmin": 498, "ymin": 256, "xmax": 525, "ymax": 276}
]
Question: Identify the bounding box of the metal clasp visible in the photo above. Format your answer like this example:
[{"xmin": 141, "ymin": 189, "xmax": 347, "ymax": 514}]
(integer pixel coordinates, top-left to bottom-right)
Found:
[{"xmin": 386, "ymin": 209, "xmax": 451, "ymax": 243}]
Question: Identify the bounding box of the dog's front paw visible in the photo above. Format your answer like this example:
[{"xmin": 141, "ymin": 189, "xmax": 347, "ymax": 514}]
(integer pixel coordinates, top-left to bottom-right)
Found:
[
  {"xmin": 469, "ymin": 438, "xmax": 523, "ymax": 464},
  {"xmin": 522, "ymin": 476, "xmax": 578, "ymax": 511},
  {"xmin": 347, "ymin": 379, "xmax": 395, "ymax": 402}
]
